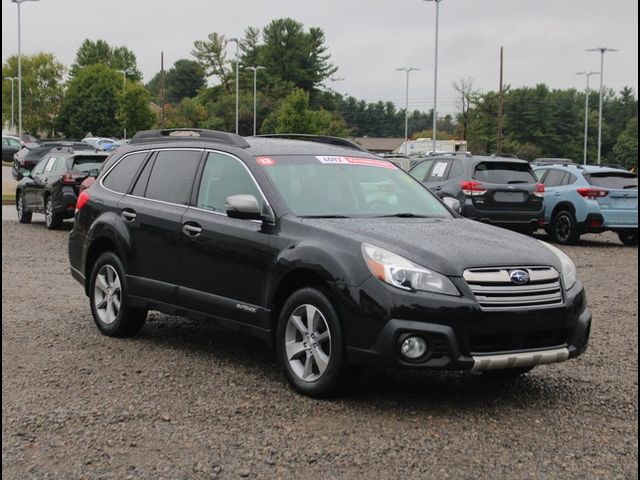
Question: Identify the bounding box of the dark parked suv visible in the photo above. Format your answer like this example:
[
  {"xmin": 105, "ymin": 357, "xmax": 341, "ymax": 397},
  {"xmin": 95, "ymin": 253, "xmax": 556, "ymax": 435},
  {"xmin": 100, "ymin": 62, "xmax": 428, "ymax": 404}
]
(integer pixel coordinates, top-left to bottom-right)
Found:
[
  {"xmin": 409, "ymin": 154, "xmax": 545, "ymax": 233},
  {"xmin": 68, "ymin": 129, "xmax": 591, "ymax": 397},
  {"xmin": 16, "ymin": 148, "xmax": 108, "ymax": 229}
]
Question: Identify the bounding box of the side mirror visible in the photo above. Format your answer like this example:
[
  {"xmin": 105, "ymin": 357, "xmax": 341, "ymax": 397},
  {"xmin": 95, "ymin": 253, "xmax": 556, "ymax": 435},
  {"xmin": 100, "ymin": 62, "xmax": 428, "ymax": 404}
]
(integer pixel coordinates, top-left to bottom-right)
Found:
[
  {"xmin": 88, "ymin": 168, "xmax": 100, "ymax": 178},
  {"xmin": 19, "ymin": 168, "xmax": 31, "ymax": 178},
  {"xmin": 443, "ymin": 196, "xmax": 461, "ymax": 213},
  {"xmin": 225, "ymin": 194, "xmax": 262, "ymax": 220}
]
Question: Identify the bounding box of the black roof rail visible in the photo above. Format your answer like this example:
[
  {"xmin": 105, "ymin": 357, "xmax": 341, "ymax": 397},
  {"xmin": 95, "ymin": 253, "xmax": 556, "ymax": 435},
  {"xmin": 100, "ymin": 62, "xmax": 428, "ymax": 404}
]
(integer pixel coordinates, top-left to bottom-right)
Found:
[
  {"xmin": 427, "ymin": 151, "xmax": 473, "ymax": 158},
  {"xmin": 130, "ymin": 128, "xmax": 250, "ymax": 148},
  {"xmin": 253, "ymin": 134, "xmax": 369, "ymax": 152}
]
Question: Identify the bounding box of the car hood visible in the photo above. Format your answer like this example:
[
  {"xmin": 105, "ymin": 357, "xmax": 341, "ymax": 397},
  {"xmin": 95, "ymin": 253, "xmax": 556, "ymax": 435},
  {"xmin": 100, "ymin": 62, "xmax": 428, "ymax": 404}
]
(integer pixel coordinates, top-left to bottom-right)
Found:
[{"xmin": 300, "ymin": 217, "xmax": 561, "ymax": 277}]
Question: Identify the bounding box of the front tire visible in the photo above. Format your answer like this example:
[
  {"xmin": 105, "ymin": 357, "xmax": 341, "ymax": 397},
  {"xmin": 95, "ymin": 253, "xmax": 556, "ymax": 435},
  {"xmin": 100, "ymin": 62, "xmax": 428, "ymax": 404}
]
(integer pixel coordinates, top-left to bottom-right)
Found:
[
  {"xmin": 618, "ymin": 231, "xmax": 638, "ymax": 246},
  {"xmin": 276, "ymin": 287, "xmax": 359, "ymax": 398},
  {"xmin": 551, "ymin": 210, "xmax": 580, "ymax": 245},
  {"xmin": 89, "ymin": 252, "xmax": 147, "ymax": 337},
  {"xmin": 16, "ymin": 192, "xmax": 32, "ymax": 224},
  {"xmin": 44, "ymin": 196, "xmax": 63, "ymax": 230}
]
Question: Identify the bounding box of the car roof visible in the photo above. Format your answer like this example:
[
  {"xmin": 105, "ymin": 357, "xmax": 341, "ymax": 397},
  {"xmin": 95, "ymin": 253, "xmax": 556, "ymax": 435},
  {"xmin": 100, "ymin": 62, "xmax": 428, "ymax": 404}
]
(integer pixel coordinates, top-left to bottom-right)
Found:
[
  {"xmin": 244, "ymin": 137, "xmax": 380, "ymax": 158},
  {"xmin": 532, "ymin": 164, "xmax": 635, "ymax": 175},
  {"xmin": 416, "ymin": 154, "xmax": 529, "ymax": 165}
]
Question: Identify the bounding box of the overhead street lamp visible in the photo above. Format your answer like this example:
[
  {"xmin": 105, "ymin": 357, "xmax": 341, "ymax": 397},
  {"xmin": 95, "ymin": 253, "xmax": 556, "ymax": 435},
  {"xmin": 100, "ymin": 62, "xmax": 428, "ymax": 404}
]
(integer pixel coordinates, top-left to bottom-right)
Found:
[
  {"xmin": 576, "ymin": 71, "xmax": 600, "ymax": 165},
  {"xmin": 396, "ymin": 67, "xmax": 420, "ymax": 155},
  {"xmin": 228, "ymin": 38, "xmax": 240, "ymax": 135},
  {"xmin": 424, "ymin": 0, "xmax": 443, "ymax": 155},
  {"xmin": 11, "ymin": 0, "xmax": 40, "ymax": 140},
  {"xmin": 4, "ymin": 77, "xmax": 18, "ymax": 134},
  {"xmin": 246, "ymin": 66, "xmax": 266, "ymax": 136},
  {"xmin": 586, "ymin": 47, "xmax": 618, "ymax": 165}
]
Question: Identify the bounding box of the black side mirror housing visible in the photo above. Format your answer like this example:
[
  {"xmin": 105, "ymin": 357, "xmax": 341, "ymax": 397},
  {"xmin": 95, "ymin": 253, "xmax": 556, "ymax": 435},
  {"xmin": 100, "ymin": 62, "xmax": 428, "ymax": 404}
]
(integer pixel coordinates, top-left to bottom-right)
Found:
[{"xmin": 88, "ymin": 168, "xmax": 100, "ymax": 178}]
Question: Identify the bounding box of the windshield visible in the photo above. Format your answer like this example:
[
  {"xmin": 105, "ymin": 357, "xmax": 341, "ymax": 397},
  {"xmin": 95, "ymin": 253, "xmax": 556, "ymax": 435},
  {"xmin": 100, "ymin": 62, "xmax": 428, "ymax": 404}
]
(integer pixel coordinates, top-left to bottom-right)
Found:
[
  {"xmin": 473, "ymin": 161, "xmax": 536, "ymax": 184},
  {"xmin": 260, "ymin": 155, "xmax": 452, "ymax": 218},
  {"xmin": 585, "ymin": 172, "xmax": 638, "ymax": 189},
  {"xmin": 71, "ymin": 155, "xmax": 108, "ymax": 173}
]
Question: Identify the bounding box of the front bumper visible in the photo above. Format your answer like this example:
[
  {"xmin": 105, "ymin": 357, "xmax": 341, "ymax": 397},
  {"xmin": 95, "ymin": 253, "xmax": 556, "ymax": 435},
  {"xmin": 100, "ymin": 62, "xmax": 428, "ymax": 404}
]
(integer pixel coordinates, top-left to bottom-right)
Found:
[{"xmin": 345, "ymin": 278, "xmax": 591, "ymax": 371}]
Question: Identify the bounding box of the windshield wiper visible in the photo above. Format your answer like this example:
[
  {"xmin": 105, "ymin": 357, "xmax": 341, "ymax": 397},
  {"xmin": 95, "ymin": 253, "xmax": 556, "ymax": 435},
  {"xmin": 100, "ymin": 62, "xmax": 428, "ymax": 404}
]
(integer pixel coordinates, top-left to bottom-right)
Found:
[
  {"xmin": 377, "ymin": 213, "xmax": 430, "ymax": 218},
  {"xmin": 300, "ymin": 215, "xmax": 351, "ymax": 219}
]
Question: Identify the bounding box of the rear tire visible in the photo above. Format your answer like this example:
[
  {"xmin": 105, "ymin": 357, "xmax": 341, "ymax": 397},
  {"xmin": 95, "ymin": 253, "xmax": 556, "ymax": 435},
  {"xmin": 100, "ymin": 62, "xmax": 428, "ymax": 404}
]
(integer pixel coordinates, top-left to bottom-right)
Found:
[
  {"xmin": 551, "ymin": 210, "xmax": 580, "ymax": 245},
  {"xmin": 16, "ymin": 192, "xmax": 32, "ymax": 224},
  {"xmin": 44, "ymin": 196, "xmax": 63, "ymax": 230},
  {"xmin": 89, "ymin": 252, "xmax": 147, "ymax": 337},
  {"xmin": 618, "ymin": 231, "xmax": 638, "ymax": 246},
  {"xmin": 276, "ymin": 287, "xmax": 360, "ymax": 398},
  {"xmin": 481, "ymin": 366, "xmax": 535, "ymax": 378}
]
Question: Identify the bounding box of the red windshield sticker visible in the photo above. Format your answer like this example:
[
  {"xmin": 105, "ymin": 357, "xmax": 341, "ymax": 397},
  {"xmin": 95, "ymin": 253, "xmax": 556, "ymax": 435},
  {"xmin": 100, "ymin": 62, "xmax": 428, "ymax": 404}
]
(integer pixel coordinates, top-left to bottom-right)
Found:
[
  {"xmin": 315, "ymin": 156, "xmax": 396, "ymax": 169},
  {"xmin": 256, "ymin": 156, "xmax": 276, "ymax": 166}
]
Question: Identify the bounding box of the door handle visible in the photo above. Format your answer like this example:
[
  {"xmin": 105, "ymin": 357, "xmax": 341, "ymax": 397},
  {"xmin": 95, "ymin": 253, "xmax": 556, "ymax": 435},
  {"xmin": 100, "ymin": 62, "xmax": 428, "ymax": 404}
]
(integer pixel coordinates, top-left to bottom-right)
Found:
[
  {"xmin": 121, "ymin": 210, "xmax": 137, "ymax": 222},
  {"xmin": 434, "ymin": 185, "xmax": 442, "ymax": 191},
  {"xmin": 182, "ymin": 223, "xmax": 202, "ymax": 237},
  {"xmin": 553, "ymin": 192, "xmax": 561, "ymax": 197}
]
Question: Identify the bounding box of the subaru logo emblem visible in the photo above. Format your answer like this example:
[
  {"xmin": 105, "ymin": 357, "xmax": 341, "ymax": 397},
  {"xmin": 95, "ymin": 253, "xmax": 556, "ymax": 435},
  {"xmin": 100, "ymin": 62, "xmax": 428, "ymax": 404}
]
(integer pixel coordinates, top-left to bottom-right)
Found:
[{"xmin": 510, "ymin": 270, "xmax": 530, "ymax": 285}]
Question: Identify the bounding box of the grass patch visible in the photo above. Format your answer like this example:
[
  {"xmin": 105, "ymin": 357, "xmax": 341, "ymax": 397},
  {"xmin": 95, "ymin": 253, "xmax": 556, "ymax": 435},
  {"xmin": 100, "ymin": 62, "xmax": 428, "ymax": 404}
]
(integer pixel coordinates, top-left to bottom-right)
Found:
[
  {"xmin": 2, "ymin": 161, "xmax": 12, "ymax": 167},
  {"xmin": 2, "ymin": 193, "xmax": 16, "ymax": 205}
]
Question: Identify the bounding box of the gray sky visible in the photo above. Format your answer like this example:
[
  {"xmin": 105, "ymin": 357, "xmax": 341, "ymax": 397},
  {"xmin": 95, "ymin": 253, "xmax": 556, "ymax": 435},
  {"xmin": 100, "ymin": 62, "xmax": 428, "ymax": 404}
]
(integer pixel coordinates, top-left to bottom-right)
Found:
[{"xmin": 2, "ymin": 0, "xmax": 638, "ymax": 116}]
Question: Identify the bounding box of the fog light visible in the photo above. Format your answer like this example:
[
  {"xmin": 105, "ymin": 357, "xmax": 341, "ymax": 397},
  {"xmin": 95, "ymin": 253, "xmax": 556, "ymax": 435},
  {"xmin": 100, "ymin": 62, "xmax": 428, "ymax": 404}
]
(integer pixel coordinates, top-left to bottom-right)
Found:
[{"xmin": 400, "ymin": 336, "xmax": 428, "ymax": 360}]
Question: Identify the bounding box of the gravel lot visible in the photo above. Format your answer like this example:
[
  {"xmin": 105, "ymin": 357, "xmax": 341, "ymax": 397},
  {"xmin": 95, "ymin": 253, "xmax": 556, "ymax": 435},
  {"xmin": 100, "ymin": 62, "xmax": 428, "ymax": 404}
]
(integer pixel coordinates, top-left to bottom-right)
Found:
[{"xmin": 2, "ymin": 212, "xmax": 637, "ymax": 479}]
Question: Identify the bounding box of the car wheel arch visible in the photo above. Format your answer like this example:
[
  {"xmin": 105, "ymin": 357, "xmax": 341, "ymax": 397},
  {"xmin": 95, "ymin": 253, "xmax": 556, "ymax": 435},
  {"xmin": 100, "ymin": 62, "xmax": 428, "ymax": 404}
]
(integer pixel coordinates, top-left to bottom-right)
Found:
[
  {"xmin": 551, "ymin": 202, "xmax": 576, "ymax": 221},
  {"xmin": 83, "ymin": 231, "xmax": 129, "ymax": 295}
]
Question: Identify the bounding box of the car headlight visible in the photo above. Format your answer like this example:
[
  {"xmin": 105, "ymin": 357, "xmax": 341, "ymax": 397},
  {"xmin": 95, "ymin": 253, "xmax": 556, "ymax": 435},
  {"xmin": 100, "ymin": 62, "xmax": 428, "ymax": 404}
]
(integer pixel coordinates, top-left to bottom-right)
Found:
[
  {"xmin": 539, "ymin": 241, "xmax": 577, "ymax": 289},
  {"xmin": 361, "ymin": 243, "xmax": 459, "ymax": 296}
]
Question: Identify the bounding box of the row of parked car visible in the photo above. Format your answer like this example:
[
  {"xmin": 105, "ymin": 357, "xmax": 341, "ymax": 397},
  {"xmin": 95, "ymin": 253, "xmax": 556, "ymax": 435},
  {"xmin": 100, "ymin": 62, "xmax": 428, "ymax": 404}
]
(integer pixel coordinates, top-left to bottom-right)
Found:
[{"xmin": 406, "ymin": 153, "xmax": 638, "ymax": 245}]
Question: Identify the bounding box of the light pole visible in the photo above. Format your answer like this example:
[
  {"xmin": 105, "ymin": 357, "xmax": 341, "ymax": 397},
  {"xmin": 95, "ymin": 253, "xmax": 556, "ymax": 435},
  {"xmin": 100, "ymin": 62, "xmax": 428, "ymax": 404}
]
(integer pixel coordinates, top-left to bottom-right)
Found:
[
  {"xmin": 11, "ymin": 0, "xmax": 39, "ymax": 140},
  {"xmin": 576, "ymin": 71, "xmax": 600, "ymax": 165},
  {"xmin": 4, "ymin": 77, "xmax": 18, "ymax": 133},
  {"xmin": 396, "ymin": 67, "xmax": 419, "ymax": 155},
  {"xmin": 229, "ymin": 38, "xmax": 240, "ymax": 135},
  {"xmin": 247, "ymin": 66, "xmax": 266, "ymax": 136},
  {"xmin": 117, "ymin": 70, "xmax": 129, "ymax": 139},
  {"xmin": 425, "ymin": 0, "xmax": 443, "ymax": 155},
  {"xmin": 586, "ymin": 47, "xmax": 618, "ymax": 165}
]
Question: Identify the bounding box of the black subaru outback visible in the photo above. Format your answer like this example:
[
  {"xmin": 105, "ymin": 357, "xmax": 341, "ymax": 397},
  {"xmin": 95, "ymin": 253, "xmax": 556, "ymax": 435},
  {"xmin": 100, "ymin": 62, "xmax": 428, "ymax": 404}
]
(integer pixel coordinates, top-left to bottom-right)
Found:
[{"xmin": 68, "ymin": 129, "xmax": 591, "ymax": 397}]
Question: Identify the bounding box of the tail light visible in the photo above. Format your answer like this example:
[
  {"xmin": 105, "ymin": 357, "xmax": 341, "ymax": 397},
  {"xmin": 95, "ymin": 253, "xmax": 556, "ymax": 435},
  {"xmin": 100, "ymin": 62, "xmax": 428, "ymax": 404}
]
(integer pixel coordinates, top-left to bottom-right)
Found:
[
  {"xmin": 76, "ymin": 191, "xmax": 90, "ymax": 210},
  {"xmin": 533, "ymin": 183, "xmax": 545, "ymax": 198},
  {"xmin": 460, "ymin": 180, "xmax": 487, "ymax": 196},
  {"xmin": 577, "ymin": 188, "xmax": 609, "ymax": 200}
]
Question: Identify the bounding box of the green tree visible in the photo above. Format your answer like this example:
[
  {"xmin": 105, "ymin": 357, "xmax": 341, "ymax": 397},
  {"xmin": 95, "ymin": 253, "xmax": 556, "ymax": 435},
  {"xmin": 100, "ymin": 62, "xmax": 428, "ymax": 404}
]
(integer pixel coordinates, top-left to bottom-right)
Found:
[
  {"xmin": 612, "ymin": 117, "xmax": 638, "ymax": 169},
  {"xmin": 117, "ymin": 82, "xmax": 155, "ymax": 137},
  {"xmin": 2, "ymin": 53, "xmax": 65, "ymax": 136},
  {"xmin": 70, "ymin": 39, "xmax": 142, "ymax": 81},
  {"xmin": 164, "ymin": 97, "xmax": 209, "ymax": 128},
  {"xmin": 261, "ymin": 88, "xmax": 347, "ymax": 136},
  {"xmin": 259, "ymin": 18, "xmax": 337, "ymax": 92},
  {"xmin": 166, "ymin": 59, "xmax": 206, "ymax": 103},
  {"xmin": 192, "ymin": 32, "xmax": 231, "ymax": 91},
  {"xmin": 56, "ymin": 64, "xmax": 121, "ymax": 138}
]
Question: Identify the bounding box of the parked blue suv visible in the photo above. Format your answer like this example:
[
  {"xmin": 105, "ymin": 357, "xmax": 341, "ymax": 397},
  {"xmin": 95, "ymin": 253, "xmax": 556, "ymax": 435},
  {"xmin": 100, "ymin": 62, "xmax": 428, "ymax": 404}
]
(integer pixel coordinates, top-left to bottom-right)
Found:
[{"xmin": 533, "ymin": 164, "xmax": 638, "ymax": 245}]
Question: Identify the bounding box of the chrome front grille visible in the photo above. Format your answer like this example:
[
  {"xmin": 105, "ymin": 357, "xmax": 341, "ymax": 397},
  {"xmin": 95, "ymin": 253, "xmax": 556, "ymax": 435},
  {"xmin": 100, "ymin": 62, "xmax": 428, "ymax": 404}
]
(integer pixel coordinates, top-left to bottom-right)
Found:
[{"xmin": 463, "ymin": 266, "xmax": 564, "ymax": 311}]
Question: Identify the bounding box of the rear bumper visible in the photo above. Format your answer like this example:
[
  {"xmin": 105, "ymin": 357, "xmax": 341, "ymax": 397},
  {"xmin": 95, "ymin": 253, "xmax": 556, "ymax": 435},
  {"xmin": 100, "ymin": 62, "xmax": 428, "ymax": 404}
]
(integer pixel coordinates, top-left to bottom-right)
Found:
[
  {"xmin": 461, "ymin": 201, "xmax": 543, "ymax": 229},
  {"xmin": 54, "ymin": 187, "xmax": 78, "ymax": 218}
]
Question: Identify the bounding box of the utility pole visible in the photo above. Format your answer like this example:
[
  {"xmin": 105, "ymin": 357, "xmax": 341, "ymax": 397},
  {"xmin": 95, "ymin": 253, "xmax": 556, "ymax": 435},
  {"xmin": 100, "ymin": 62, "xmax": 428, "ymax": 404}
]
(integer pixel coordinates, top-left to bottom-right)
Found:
[
  {"xmin": 396, "ymin": 67, "xmax": 419, "ymax": 155},
  {"xmin": 118, "ymin": 70, "xmax": 128, "ymax": 138},
  {"xmin": 497, "ymin": 46, "xmax": 504, "ymax": 154},
  {"xmin": 424, "ymin": 0, "xmax": 443, "ymax": 154},
  {"xmin": 247, "ymin": 66, "xmax": 266, "ymax": 136},
  {"xmin": 4, "ymin": 77, "xmax": 17, "ymax": 133},
  {"xmin": 229, "ymin": 38, "xmax": 240, "ymax": 135},
  {"xmin": 160, "ymin": 51, "xmax": 165, "ymax": 128},
  {"xmin": 586, "ymin": 47, "xmax": 618, "ymax": 164},
  {"xmin": 576, "ymin": 71, "xmax": 600, "ymax": 165}
]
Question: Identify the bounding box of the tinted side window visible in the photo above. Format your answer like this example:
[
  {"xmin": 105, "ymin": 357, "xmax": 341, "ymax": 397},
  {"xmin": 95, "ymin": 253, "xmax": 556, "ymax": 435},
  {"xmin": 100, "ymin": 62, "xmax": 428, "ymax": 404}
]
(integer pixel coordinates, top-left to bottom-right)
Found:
[
  {"xmin": 103, "ymin": 152, "xmax": 147, "ymax": 193},
  {"xmin": 32, "ymin": 158, "xmax": 47, "ymax": 176},
  {"xmin": 543, "ymin": 170, "xmax": 567, "ymax": 187},
  {"xmin": 145, "ymin": 150, "xmax": 201, "ymax": 204},
  {"xmin": 562, "ymin": 173, "xmax": 578, "ymax": 186},
  {"xmin": 409, "ymin": 160, "xmax": 434, "ymax": 182},
  {"xmin": 197, "ymin": 153, "xmax": 262, "ymax": 213},
  {"xmin": 447, "ymin": 159, "xmax": 463, "ymax": 179},
  {"xmin": 131, "ymin": 155, "xmax": 155, "ymax": 197}
]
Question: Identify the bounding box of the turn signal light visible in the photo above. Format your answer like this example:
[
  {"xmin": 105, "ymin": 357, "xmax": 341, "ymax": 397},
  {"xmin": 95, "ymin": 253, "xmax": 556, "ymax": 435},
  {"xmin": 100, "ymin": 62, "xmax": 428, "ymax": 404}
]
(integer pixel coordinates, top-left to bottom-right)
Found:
[
  {"xmin": 460, "ymin": 180, "xmax": 487, "ymax": 196},
  {"xmin": 577, "ymin": 188, "xmax": 608, "ymax": 200},
  {"xmin": 76, "ymin": 191, "xmax": 90, "ymax": 210}
]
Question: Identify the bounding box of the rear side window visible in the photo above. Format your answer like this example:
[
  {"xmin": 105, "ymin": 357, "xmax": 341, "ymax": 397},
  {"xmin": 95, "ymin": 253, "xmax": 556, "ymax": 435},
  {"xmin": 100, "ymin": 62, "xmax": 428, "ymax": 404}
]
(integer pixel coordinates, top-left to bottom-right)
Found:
[
  {"xmin": 409, "ymin": 160, "xmax": 434, "ymax": 182},
  {"xmin": 145, "ymin": 150, "xmax": 201, "ymax": 204},
  {"xmin": 427, "ymin": 160, "xmax": 450, "ymax": 181},
  {"xmin": 585, "ymin": 172, "xmax": 638, "ymax": 189},
  {"xmin": 197, "ymin": 152, "xmax": 262, "ymax": 213},
  {"xmin": 103, "ymin": 152, "xmax": 148, "ymax": 193},
  {"xmin": 448, "ymin": 159, "xmax": 464, "ymax": 179},
  {"xmin": 542, "ymin": 170, "xmax": 567, "ymax": 187},
  {"xmin": 473, "ymin": 162, "xmax": 536, "ymax": 184}
]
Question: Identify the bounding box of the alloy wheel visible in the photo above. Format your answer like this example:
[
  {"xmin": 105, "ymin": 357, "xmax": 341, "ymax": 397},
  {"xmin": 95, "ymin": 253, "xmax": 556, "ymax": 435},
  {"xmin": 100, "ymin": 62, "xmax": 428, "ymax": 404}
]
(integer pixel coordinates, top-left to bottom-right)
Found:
[
  {"xmin": 284, "ymin": 304, "xmax": 332, "ymax": 382},
  {"xmin": 555, "ymin": 214, "xmax": 572, "ymax": 243},
  {"xmin": 93, "ymin": 264, "xmax": 122, "ymax": 325},
  {"xmin": 17, "ymin": 194, "xmax": 24, "ymax": 218},
  {"xmin": 45, "ymin": 198, "xmax": 53, "ymax": 227}
]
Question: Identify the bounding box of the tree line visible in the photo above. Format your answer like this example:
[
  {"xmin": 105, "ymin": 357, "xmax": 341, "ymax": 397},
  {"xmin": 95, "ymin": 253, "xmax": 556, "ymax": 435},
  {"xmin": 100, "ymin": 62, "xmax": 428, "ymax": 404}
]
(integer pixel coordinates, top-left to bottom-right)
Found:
[{"xmin": 1, "ymin": 17, "xmax": 637, "ymax": 167}]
